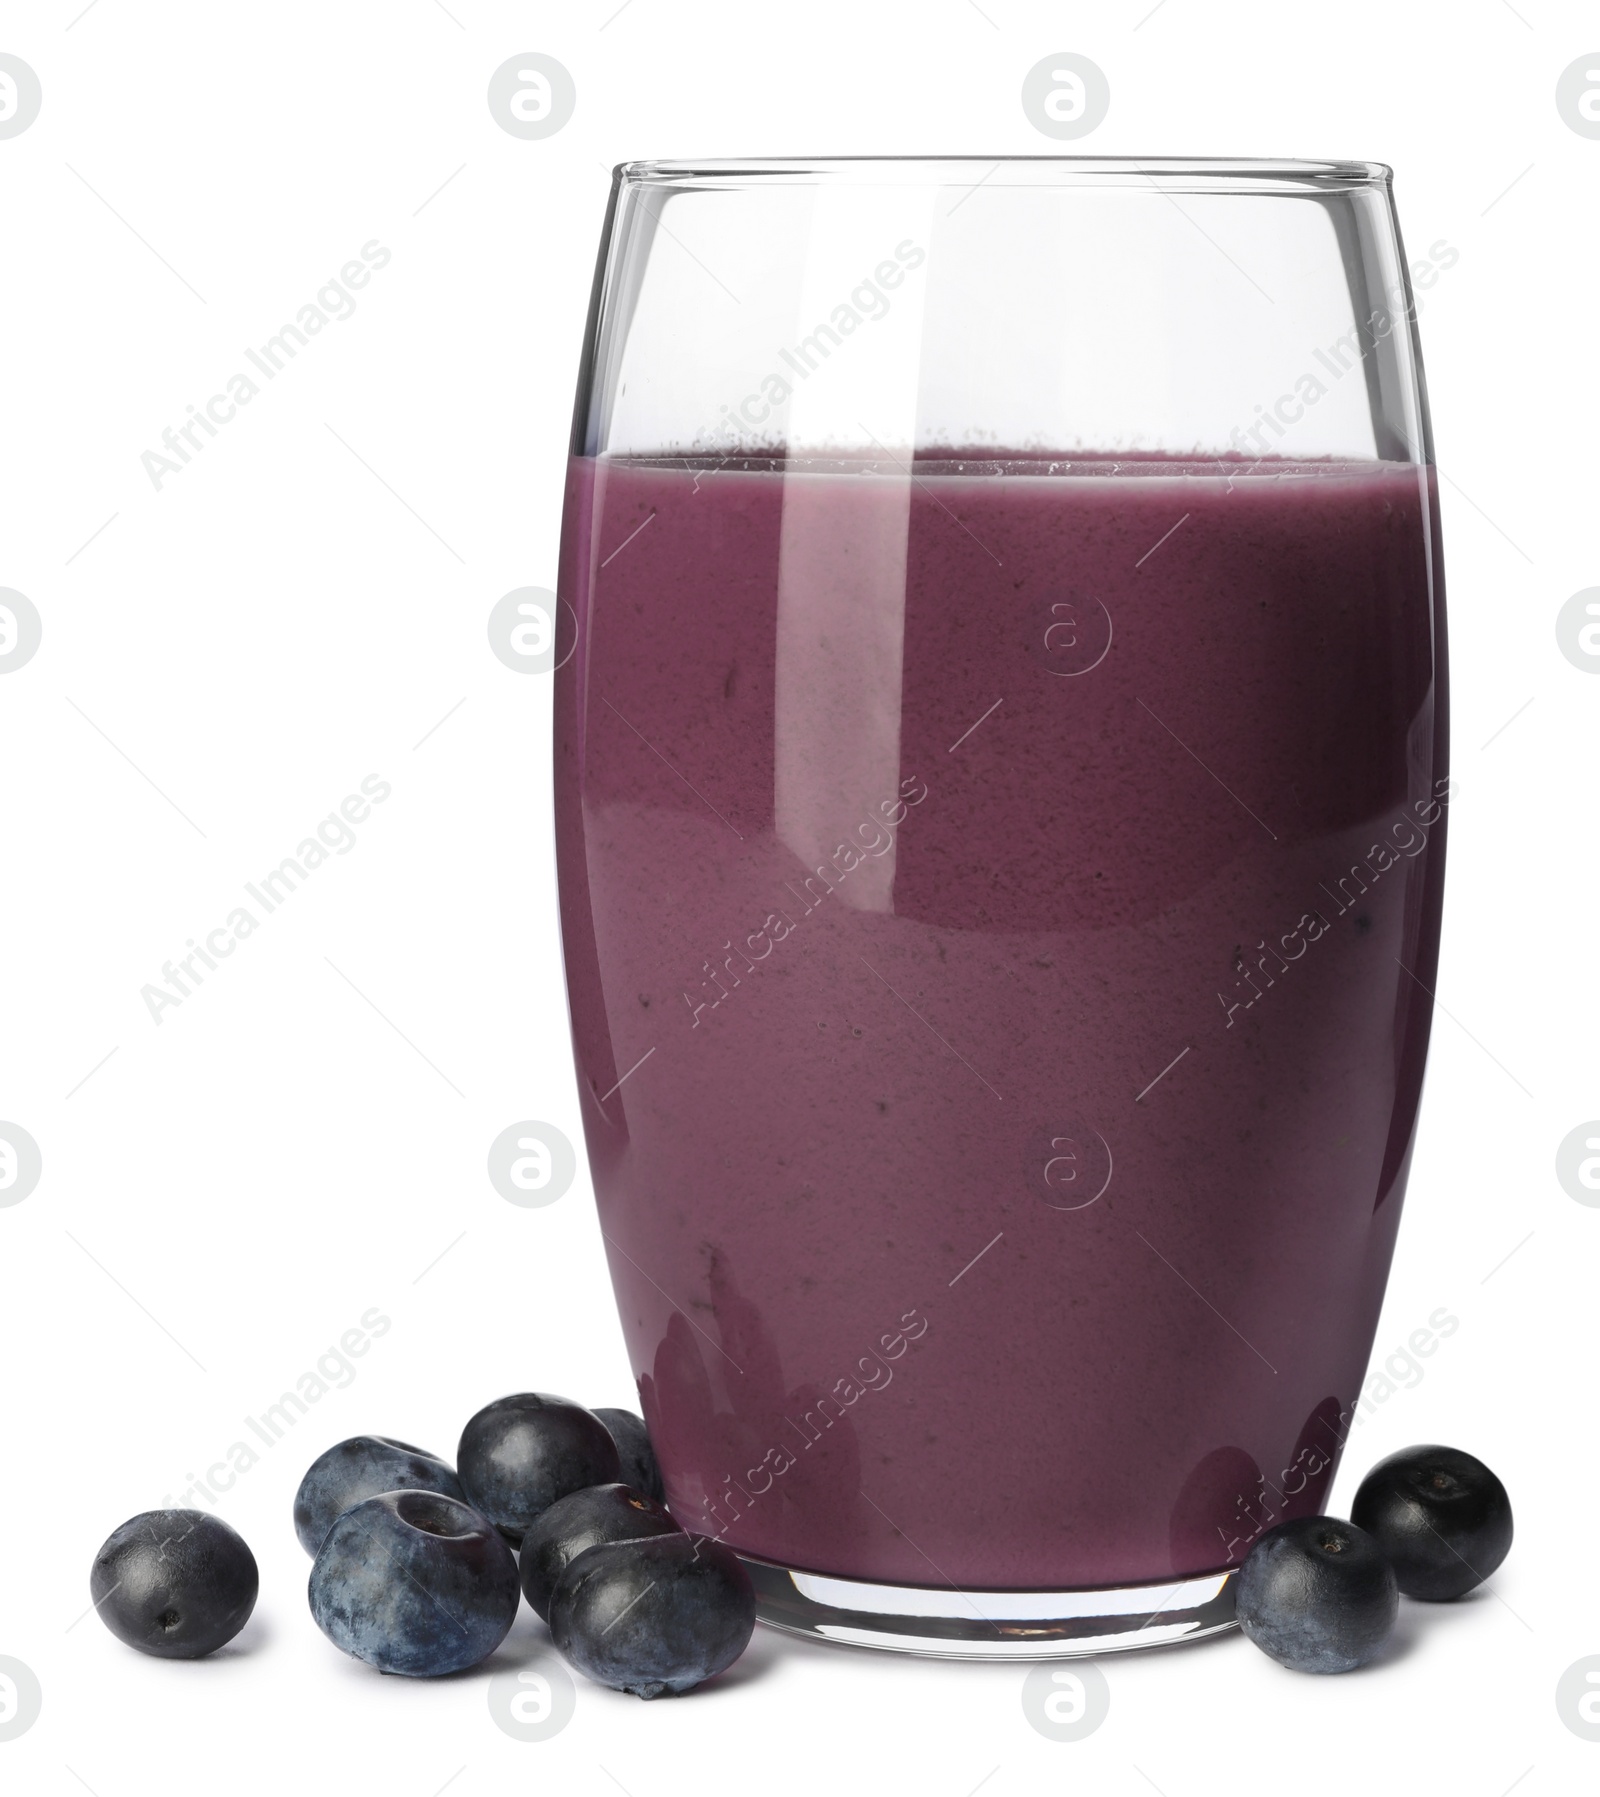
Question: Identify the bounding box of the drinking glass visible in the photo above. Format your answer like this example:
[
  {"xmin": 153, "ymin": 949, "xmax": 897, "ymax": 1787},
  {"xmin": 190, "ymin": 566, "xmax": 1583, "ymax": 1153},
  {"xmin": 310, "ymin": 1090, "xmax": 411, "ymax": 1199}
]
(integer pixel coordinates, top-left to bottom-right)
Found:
[{"xmin": 553, "ymin": 158, "xmax": 1447, "ymax": 1657}]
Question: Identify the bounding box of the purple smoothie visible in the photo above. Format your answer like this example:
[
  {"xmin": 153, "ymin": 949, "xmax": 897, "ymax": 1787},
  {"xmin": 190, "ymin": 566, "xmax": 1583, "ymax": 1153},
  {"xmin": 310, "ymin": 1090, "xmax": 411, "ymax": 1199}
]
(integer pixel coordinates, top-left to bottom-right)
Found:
[{"xmin": 555, "ymin": 452, "xmax": 1447, "ymax": 1590}]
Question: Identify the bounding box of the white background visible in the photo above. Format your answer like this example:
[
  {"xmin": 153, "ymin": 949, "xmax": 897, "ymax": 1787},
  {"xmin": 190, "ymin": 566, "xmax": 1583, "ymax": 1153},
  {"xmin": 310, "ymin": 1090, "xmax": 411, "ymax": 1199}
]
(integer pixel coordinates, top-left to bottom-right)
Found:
[{"xmin": 0, "ymin": 2, "xmax": 1592, "ymax": 1792}]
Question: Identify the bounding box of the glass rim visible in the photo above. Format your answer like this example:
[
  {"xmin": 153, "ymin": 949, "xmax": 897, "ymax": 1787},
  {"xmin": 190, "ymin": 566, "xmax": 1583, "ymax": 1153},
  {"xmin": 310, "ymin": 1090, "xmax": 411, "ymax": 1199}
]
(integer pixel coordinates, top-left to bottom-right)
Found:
[{"xmin": 614, "ymin": 156, "xmax": 1393, "ymax": 192}]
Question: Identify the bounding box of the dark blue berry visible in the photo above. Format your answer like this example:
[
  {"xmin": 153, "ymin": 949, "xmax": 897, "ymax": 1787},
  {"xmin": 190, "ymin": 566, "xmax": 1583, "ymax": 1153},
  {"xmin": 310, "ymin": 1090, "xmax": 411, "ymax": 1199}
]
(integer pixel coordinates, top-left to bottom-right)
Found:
[
  {"xmin": 308, "ymin": 1490, "xmax": 519, "ymax": 1677},
  {"xmin": 549, "ymin": 1532, "xmax": 755, "ymax": 1698},
  {"xmin": 293, "ymin": 1435, "xmax": 463, "ymax": 1555},
  {"xmin": 457, "ymin": 1393, "xmax": 620, "ymax": 1544},
  {"xmin": 1235, "ymin": 1515, "xmax": 1397, "ymax": 1673},
  {"xmin": 595, "ymin": 1407, "xmax": 664, "ymax": 1502},
  {"xmin": 91, "ymin": 1510, "xmax": 258, "ymax": 1659},
  {"xmin": 1351, "ymin": 1444, "xmax": 1512, "ymax": 1601},
  {"xmin": 518, "ymin": 1482, "xmax": 679, "ymax": 1620}
]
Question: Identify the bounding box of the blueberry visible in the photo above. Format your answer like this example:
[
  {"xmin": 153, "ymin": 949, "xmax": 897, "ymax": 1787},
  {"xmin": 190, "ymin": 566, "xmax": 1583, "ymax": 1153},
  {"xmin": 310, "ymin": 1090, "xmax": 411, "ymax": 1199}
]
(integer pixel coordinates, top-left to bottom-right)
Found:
[
  {"xmin": 1351, "ymin": 1444, "xmax": 1513, "ymax": 1601},
  {"xmin": 519, "ymin": 1482, "xmax": 679, "ymax": 1620},
  {"xmin": 549, "ymin": 1532, "xmax": 755, "ymax": 1698},
  {"xmin": 457, "ymin": 1393, "xmax": 621, "ymax": 1544},
  {"xmin": 293, "ymin": 1435, "xmax": 464, "ymax": 1556},
  {"xmin": 90, "ymin": 1510, "xmax": 258, "ymax": 1660},
  {"xmin": 1235, "ymin": 1515, "xmax": 1397, "ymax": 1673},
  {"xmin": 594, "ymin": 1407, "xmax": 664, "ymax": 1502},
  {"xmin": 308, "ymin": 1490, "xmax": 520, "ymax": 1677}
]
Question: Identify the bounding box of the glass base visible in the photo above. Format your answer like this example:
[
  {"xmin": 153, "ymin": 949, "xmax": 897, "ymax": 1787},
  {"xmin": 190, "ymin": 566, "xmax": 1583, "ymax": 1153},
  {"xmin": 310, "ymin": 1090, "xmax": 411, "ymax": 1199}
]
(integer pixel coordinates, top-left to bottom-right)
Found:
[{"xmin": 740, "ymin": 1555, "xmax": 1239, "ymax": 1660}]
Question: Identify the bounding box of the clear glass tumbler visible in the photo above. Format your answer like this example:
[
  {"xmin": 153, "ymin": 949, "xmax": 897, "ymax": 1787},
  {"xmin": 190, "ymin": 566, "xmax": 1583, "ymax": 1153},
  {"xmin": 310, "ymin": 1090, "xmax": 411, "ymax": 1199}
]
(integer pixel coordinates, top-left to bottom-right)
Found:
[{"xmin": 553, "ymin": 158, "xmax": 1448, "ymax": 1657}]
